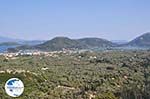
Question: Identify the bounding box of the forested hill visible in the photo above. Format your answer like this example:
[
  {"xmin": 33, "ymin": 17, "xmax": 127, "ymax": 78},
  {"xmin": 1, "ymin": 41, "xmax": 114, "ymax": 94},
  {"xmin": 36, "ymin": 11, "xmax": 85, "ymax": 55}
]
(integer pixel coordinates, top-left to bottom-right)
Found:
[
  {"xmin": 34, "ymin": 37, "xmax": 117, "ymax": 51},
  {"xmin": 127, "ymin": 32, "xmax": 150, "ymax": 47}
]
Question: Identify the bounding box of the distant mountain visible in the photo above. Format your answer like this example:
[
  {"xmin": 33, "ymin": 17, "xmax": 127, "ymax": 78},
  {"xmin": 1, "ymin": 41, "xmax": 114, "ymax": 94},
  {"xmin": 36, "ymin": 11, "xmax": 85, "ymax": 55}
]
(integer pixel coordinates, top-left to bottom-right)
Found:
[
  {"xmin": 14, "ymin": 37, "xmax": 116, "ymax": 51},
  {"xmin": 0, "ymin": 36, "xmax": 21, "ymax": 42},
  {"xmin": 19, "ymin": 40, "xmax": 46, "ymax": 46},
  {"xmin": 127, "ymin": 32, "xmax": 150, "ymax": 47},
  {"xmin": 0, "ymin": 36, "xmax": 45, "ymax": 45},
  {"xmin": 4, "ymin": 32, "xmax": 150, "ymax": 52},
  {"xmin": 9, "ymin": 40, "xmax": 46, "ymax": 52},
  {"xmin": 78, "ymin": 38, "xmax": 117, "ymax": 47},
  {"xmin": 0, "ymin": 42, "xmax": 20, "ymax": 46},
  {"xmin": 34, "ymin": 37, "xmax": 116, "ymax": 51},
  {"xmin": 35, "ymin": 37, "xmax": 87, "ymax": 51}
]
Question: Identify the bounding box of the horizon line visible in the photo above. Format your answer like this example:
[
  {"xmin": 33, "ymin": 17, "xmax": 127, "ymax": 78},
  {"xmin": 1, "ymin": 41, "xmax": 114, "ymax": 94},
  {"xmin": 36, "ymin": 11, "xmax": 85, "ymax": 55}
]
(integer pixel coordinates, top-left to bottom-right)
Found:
[{"xmin": 0, "ymin": 32, "xmax": 149, "ymax": 41}]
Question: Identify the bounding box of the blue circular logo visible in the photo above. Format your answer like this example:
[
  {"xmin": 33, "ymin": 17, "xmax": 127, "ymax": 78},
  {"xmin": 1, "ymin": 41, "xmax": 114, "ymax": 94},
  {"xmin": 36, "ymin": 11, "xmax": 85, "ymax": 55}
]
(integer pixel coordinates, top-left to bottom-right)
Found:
[{"xmin": 5, "ymin": 78, "xmax": 24, "ymax": 97}]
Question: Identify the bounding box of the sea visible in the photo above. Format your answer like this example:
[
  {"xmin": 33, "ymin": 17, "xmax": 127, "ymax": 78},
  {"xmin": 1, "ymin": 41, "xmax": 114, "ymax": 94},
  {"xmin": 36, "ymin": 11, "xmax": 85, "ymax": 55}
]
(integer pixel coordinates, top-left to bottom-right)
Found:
[{"xmin": 0, "ymin": 45, "xmax": 18, "ymax": 53}]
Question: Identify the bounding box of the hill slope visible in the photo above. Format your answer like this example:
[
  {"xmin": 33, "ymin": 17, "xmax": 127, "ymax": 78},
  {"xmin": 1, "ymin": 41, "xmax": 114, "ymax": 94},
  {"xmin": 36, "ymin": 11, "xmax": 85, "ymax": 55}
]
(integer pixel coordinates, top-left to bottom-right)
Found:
[
  {"xmin": 8, "ymin": 37, "xmax": 118, "ymax": 51},
  {"xmin": 78, "ymin": 38, "xmax": 117, "ymax": 48},
  {"xmin": 127, "ymin": 33, "xmax": 150, "ymax": 47},
  {"xmin": 34, "ymin": 37, "xmax": 116, "ymax": 51},
  {"xmin": 35, "ymin": 37, "xmax": 87, "ymax": 51}
]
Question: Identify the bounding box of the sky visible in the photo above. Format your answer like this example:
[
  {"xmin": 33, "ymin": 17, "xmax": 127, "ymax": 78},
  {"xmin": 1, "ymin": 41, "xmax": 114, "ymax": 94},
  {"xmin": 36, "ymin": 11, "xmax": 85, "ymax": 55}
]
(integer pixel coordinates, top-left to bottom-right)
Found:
[{"xmin": 0, "ymin": 0, "xmax": 150, "ymax": 41}]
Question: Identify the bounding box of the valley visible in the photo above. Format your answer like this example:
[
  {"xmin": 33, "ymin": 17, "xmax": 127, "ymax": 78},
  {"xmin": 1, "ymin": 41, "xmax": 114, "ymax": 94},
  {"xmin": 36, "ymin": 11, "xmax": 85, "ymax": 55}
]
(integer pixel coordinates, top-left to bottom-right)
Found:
[{"xmin": 0, "ymin": 50, "xmax": 150, "ymax": 99}]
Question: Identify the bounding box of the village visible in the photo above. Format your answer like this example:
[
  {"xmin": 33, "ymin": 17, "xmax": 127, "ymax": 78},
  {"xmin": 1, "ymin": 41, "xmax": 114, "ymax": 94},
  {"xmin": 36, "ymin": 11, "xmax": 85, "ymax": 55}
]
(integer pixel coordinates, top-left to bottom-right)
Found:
[{"xmin": 0, "ymin": 49, "xmax": 81, "ymax": 59}]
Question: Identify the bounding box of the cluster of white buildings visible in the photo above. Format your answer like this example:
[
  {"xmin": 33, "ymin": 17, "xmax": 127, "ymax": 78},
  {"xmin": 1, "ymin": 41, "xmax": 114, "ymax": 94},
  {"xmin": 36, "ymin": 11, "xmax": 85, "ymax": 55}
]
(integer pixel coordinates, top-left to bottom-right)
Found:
[
  {"xmin": 0, "ymin": 49, "xmax": 79, "ymax": 59},
  {"xmin": 0, "ymin": 50, "xmax": 41, "ymax": 58}
]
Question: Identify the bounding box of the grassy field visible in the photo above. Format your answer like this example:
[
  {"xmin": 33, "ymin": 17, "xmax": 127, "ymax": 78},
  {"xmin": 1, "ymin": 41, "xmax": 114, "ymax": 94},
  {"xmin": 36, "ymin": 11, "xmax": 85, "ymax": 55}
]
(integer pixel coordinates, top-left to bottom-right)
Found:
[{"xmin": 0, "ymin": 50, "xmax": 150, "ymax": 99}]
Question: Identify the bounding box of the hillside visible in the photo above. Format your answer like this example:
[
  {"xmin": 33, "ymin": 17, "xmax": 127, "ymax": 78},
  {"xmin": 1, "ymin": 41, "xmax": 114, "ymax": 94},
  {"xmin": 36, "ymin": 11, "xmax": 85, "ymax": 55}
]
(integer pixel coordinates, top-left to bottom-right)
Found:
[
  {"xmin": 35, "ymin": 37, "xmax": 87, "ymax": 51},
  {"xmin": 34, "ymin": 37, "xmax": 116, "ymax": 51},
  {"xmin": 78, "ymin": 38, "xmax": 117, "ymax": 48},
  {"xmin": 127, "ymin": 32, "xmax": 150, "ymax": 47}
]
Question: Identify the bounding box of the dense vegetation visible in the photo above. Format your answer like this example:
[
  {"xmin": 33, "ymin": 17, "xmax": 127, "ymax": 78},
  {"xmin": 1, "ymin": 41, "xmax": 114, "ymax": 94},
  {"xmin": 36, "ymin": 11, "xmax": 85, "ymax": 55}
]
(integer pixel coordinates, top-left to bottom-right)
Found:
[{"xmin": 0, "ymin": 50, "xmax": 150, "ymax": 99}]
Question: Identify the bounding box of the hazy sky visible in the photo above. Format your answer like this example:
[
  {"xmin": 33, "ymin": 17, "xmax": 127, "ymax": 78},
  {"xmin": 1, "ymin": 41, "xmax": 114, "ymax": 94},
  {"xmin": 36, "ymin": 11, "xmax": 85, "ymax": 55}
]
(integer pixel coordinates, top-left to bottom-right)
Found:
[{"xmin": 0, "ymin": 0, "xmax": 150, "ymax": 41}]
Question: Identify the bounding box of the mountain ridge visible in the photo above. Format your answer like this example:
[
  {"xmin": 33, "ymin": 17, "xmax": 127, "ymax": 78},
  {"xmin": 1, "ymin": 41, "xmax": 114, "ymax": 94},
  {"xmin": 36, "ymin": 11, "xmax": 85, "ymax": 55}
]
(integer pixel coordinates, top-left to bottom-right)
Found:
[
  {"xmin": 126, "ymin": 32, "xmax": 150, "ymax": 47},
  {"xmin": 15, "ymin": 36, "xmax": 117, "ymax": 51},
  {"xmin": 35, "ymin": 37, "xmax": 88, "ymax": 51},
  {"xmin": 2, "ymin": 32, "xmax": 150, "ymax": 52}
]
